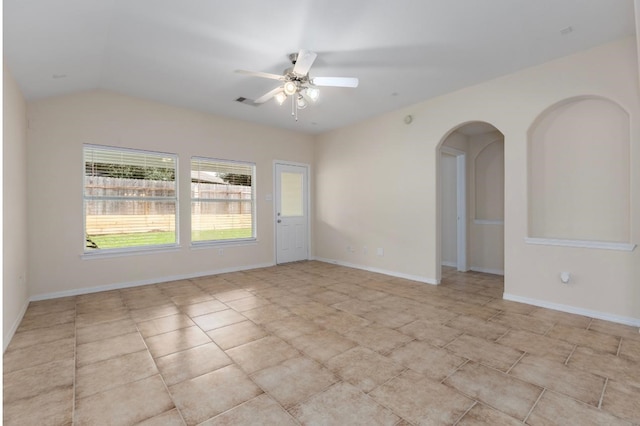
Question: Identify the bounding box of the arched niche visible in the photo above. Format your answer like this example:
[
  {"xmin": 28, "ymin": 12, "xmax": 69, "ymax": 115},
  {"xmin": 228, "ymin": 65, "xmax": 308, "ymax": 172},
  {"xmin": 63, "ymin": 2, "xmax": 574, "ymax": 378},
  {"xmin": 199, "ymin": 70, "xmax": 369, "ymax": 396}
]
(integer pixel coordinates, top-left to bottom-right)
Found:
[
  {"xmin": 474, "ymin": 139, "xmax": 504, "ymax": 222},
  {"xmin": 528, "ymin": 96, "xmax": 630, "ymax": 243}
]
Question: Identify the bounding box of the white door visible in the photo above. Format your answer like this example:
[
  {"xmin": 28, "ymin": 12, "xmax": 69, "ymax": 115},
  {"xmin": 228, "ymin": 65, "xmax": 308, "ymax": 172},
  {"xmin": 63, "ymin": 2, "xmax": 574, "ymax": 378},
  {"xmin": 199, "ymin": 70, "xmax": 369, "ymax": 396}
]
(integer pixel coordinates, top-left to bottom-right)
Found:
[{"xmin": 275, "ymin": 163, "xmax": 309, "ymax": 264}]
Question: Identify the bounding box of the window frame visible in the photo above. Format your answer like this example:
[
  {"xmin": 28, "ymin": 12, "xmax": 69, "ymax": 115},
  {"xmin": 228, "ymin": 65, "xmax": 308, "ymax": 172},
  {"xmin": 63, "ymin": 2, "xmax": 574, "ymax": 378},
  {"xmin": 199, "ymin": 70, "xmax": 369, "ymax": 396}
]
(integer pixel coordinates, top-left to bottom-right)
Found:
[
  {"xmin": 82, "ymin": 144, "xmax": 179, "ymax": 255},
  {"xmin": 190, "ymin": 156, "xmax": 257, "ymax": 246}
]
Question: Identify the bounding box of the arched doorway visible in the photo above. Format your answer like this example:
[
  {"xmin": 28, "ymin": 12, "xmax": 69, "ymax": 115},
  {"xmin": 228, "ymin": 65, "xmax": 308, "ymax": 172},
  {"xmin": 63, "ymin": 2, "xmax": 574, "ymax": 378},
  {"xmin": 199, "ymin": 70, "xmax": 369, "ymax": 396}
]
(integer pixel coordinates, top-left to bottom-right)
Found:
[{"xmin": 439, "ymin": 121, "xmax": 505, "ymax": 282}]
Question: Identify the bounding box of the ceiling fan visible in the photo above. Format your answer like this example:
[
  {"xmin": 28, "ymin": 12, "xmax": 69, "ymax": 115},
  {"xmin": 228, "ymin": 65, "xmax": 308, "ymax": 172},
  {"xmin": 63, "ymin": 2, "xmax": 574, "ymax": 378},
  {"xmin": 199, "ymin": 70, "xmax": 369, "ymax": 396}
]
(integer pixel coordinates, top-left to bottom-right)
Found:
[{"xmin": 235, "ymin": 49, "xmax": 359, "ymax": 120}]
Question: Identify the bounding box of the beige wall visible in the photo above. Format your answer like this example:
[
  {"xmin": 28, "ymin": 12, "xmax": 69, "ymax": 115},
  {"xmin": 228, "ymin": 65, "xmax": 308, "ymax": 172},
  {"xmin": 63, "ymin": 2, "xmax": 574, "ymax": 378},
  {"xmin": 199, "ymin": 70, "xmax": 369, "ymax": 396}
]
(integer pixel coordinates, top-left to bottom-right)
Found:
[
  {"xmin": 3, "ymin": 64, "xmax": 30, "ymax": 348},
  {"xmin": 27, "ymin": 91, "xmax": 314, "ymax": 298},
  {"xmin": 315, "ymin": 37, "xmax": 640, "ymax": 323}
]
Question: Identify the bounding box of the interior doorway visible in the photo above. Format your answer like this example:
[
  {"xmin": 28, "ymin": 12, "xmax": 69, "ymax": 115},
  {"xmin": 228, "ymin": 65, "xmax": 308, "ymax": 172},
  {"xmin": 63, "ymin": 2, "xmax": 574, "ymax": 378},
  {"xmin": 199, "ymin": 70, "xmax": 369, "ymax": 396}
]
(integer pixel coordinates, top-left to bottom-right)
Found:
[{"xmin": 439, "ymin": 122, "xmax": 504, "ymax": 280}]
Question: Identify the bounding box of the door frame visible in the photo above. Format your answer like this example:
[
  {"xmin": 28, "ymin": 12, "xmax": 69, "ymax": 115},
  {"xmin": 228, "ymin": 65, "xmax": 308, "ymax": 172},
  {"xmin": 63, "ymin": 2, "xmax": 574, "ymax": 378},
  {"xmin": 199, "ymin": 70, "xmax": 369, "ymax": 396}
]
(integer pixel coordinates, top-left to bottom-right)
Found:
[
  {"xmin": 273, "ymin": 160, "xmax": 311, "ymax": 264},
  {"xmin": 440, "ymin": 147, "xmax": 467, "ymax": 272}
]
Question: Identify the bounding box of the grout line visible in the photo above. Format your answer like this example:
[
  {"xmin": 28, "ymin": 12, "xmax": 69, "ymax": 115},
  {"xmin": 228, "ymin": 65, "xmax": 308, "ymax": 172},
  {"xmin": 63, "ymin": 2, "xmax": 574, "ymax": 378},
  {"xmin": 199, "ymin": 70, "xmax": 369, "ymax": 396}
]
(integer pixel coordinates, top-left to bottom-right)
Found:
[
  {"xmin": 453, "ymin": 401, "xmax": 477, "ymax": 425},
  {"xmin": 586, "ymin": 317, "xmax": 594, "ymax": 331},
  {"xmin": 506, "ymin": 351, "xmax": 527, "ymax": 374},
  {"xmin": 441, "ymin": 359, "xmax": 470, "ymax": 384},
  {"xmin": 598, "ymin": 378, "xmax": 609, "ymax": 409},
  {"xmin": 487, "ymin": 310, "xmax": 503, "ymax": 322},
  {"xmin": 564, "ymin": 344, "xmax": 577, "ymax": 366},
  {"xmin": 495, "ymin": 328, "xmax": 511, "ymax": 342},
  {"xmin": 523, "ymin": 388, "xmax": 546, "ymax": 424}
]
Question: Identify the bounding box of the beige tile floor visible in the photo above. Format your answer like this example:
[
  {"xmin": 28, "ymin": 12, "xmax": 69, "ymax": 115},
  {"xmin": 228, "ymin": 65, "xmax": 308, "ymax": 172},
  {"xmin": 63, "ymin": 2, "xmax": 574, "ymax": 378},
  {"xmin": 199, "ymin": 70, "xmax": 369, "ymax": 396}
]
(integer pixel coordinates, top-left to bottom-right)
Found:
[{"xmin": 3, "ymin": 262, "xmax": 640, "ymax": 425}]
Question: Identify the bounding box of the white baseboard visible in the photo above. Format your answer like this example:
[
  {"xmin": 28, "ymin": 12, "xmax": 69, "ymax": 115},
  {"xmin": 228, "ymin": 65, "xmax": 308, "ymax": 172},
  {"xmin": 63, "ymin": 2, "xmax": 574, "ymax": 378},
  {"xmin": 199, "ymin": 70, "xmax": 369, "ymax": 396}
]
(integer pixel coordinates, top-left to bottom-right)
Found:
[
  {"xmin": 441, "ymin": 261, "xmax": 457, "ymax": 268},
  {"xmin": 4, "ymin": 297, "xmax": 30, "ymax": 353},
  {"xmin": 470, "ymin": 266, "xmax": 504, "ymax": 276},
  {"xmin": 29, "ymin": 262, "xmax": 275, "ymax": 302},
  {"xmin": 503, "ymin": 293, "xmax": 640, "ymax": 327},
  {"xmin": 314, "ymin": 257, "xmax": 439, "ymax": 285}
]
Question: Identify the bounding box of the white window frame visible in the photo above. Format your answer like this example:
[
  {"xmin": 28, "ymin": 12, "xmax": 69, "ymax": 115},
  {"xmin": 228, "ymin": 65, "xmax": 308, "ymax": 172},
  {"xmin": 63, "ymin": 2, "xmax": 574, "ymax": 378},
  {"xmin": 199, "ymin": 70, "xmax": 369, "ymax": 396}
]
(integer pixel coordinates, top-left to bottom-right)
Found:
[
  {"xmin": 83, "ymin": 144, "xmax": 179, "ymax": 255},
  {"xmin": 190, "ymin": 156, "xmax": 256, "ymax": 246}
]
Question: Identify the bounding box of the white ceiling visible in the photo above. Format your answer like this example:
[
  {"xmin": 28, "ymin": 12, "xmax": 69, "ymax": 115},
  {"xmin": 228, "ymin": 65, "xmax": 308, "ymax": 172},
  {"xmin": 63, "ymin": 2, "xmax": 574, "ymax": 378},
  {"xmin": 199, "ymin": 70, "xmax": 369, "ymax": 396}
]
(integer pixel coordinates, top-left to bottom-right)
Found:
[{"xmin": 4, "ymin": 0, "xmax": 636, "ymax": 134}]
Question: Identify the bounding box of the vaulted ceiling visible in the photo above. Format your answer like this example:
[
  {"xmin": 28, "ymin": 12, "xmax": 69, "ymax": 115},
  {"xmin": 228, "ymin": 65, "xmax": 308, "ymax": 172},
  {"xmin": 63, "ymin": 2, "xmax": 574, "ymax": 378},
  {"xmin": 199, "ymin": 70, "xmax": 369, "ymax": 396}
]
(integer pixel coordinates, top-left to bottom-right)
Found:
[{"xmin": 4, "ymin": 0, "xmax": 636, "ymax": 134}]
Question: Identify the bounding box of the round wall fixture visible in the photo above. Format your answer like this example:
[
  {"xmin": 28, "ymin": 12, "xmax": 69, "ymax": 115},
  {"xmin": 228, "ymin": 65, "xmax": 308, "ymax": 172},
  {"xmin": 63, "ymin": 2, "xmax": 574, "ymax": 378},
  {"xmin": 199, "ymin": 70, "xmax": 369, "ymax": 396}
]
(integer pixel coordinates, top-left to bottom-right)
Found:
[{"xmin": 404, "ymin": 115, "xmax": 413, "ymax": 124}]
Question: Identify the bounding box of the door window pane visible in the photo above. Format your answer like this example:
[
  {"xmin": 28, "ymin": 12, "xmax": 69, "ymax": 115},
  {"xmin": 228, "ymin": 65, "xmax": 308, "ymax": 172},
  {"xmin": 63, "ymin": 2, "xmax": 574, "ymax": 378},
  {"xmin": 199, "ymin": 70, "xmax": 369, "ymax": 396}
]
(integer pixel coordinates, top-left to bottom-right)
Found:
[{"xmin": 280, "ymin": 172, "xmax": 304, "ymax": 216}]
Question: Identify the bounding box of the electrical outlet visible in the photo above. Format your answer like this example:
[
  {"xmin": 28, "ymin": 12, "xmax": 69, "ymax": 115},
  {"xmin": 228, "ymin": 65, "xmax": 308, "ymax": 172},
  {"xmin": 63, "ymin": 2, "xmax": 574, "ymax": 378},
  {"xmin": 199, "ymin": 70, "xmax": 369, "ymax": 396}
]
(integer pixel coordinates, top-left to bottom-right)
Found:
[{"xmin": 377, "ymin": 248, "xmax": 384, "ymax": 256}]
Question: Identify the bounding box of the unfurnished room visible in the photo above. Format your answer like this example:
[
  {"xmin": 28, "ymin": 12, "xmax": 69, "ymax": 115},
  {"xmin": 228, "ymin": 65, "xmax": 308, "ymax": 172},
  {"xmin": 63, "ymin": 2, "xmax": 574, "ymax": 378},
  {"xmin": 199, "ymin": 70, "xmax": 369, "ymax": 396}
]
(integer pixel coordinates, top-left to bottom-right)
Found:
[{"xmin": 3, "ymin": 0, "xmax": 640, "ymax": 425}]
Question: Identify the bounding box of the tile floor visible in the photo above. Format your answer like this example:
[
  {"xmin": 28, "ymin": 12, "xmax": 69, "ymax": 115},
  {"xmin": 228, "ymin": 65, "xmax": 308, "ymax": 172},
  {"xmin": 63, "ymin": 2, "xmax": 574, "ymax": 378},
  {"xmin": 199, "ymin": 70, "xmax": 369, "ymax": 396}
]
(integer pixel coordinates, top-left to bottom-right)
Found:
[{"xmin": 3, "ymin": 262, "xmax": 640, "ymax": 425}]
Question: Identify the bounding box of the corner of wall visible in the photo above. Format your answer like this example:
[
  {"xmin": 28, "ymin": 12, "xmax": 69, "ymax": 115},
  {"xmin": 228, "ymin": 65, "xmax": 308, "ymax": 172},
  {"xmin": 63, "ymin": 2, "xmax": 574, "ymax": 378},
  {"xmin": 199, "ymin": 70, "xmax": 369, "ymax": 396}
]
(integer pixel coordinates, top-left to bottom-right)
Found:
[{"xmin": 3, "ymin": 64, "xmax": 30, "ymax": 351}]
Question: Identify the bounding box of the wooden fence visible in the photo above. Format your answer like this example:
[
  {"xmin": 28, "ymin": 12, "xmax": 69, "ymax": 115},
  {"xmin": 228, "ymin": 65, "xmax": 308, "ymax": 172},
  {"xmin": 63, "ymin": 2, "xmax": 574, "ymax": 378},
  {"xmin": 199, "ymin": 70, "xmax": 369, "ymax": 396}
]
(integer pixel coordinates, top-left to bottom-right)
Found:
[{"xmin": 85, "ymin": 177, "xmax": 252, "ymax": 235}]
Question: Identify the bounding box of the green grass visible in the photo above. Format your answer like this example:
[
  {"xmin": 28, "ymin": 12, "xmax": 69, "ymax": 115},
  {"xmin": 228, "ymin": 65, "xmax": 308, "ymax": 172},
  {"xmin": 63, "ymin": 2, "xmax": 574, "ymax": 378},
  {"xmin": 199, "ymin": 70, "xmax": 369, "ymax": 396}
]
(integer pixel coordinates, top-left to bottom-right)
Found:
[{"xmin": 89, "ymin": 228, "xmax": 252, "ymax": 249}]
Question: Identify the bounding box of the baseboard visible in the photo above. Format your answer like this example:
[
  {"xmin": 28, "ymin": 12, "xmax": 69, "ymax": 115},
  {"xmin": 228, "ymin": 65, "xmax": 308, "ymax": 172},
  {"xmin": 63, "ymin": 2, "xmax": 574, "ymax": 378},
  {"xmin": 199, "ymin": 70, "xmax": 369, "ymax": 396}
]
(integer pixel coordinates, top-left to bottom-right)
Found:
[
  {"xmin": 4, "ymin": 297, "xmax": 30, "ymax": 353},
  {"xmin": 441, "ymin": 261, "xmax": 457, "ymax": 268},
  {"xmin": 29, "ymin": 262, "xmax": 276, "ymax": 302},
  {"xmin": 503, "ymin": 293, "xmax": 640, "ymax": 327},
  {"xmin": 314, "ymin": 257, "xmax": 439, "ymax": 285},
  {"xmin": 470, "ymin": 266, "xmax": 504, "ymax": 276}
]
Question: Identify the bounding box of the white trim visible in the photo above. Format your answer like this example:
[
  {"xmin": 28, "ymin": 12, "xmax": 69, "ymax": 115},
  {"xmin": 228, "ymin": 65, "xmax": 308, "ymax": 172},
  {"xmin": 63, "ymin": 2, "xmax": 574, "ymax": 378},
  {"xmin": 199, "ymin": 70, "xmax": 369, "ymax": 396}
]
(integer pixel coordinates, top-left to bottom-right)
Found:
[
  {"xmin": 470, "ymin": 266, "xmax": 504, "ymax": 276},
  {"xmin": 474, "ymin": 219, "xmax": 504, "ymax": 225},
  {"xmin": 525, "ymin": 237, "xmax": 636, "ymax": 252},
  {"xmin": 315, "ymin": 257, "xmax": 439, "ymax": 285},
  {"xmin": 441, "ymin": 261, "xmax": 457, "ymax": 268},
  {"xmin": 29, "ymin": 262, "xmax": 275, "ymax": 302},
  {"xmin": 3, "ymin": 298, "xmax": 30, "ymax": 352},
  {"xmin": 81, "ymin": 245, "xmax": 182, "ymax": 260},
  {"xmin": 503, "ymin": 293, "xmax": 640, "ymax": 327}
]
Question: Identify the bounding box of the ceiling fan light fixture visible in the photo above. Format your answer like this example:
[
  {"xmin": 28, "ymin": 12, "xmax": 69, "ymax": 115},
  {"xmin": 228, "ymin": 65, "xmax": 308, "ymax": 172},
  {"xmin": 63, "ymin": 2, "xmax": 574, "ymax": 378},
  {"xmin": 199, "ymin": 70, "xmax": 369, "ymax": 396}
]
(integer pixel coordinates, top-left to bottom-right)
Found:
[
  {"xmin": 305, "ymin": 86, "xmax": 320, "ymax": 102},
  {"xmin": 274, "ymin": 92, "xmax": 287, "ymax": 105},
  {"xmin": 296, "ymin": 95, "xmax": 308, "ymax": 109},
  {"xmin": 283, "ymin": 81, "xmax": 298, "ymax": 96}
]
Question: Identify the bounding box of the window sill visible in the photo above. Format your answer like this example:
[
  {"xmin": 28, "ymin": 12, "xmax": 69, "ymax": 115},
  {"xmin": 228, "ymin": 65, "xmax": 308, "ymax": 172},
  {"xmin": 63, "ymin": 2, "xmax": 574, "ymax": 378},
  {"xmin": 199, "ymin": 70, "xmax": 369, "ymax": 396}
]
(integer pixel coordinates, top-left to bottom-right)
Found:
[
  {"xmin": 525, "ymin": 237, "xmax": 636, "ymax": 252},
  {"xmin": 81, "ymin": 245, "xmax": 181, "ymax": 260}
]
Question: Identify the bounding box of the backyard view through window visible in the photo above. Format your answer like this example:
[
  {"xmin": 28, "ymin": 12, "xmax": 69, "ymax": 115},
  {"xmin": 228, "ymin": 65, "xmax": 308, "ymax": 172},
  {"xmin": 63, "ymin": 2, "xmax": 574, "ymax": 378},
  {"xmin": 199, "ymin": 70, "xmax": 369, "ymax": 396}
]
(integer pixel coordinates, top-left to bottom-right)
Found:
[
  {"xmin": 84, "ymin": 145, "xmax": 178, "ymax": 252},
  {"xmin": 191, "ymin": 157, "xmax": 255, "ymax": 243}
]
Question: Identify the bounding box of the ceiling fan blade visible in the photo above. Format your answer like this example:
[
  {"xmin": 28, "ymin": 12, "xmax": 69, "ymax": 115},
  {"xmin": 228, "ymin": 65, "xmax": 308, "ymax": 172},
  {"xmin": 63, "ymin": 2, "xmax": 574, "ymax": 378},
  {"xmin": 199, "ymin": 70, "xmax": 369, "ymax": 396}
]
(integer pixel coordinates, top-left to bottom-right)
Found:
[
  {"xmin": 254, "ymin": 86, "xmax": 284, "ymax": 104},
  {"xmin": 312, "ymin": 76, "xmax": 359, "ymax": 88},
  {"xmin": 235, "ymin": 69, "xmax": 284, "ymax": 81},
  {"xmin": 292, "ymin": 50, "xmax": 317, "ymax": 76}
]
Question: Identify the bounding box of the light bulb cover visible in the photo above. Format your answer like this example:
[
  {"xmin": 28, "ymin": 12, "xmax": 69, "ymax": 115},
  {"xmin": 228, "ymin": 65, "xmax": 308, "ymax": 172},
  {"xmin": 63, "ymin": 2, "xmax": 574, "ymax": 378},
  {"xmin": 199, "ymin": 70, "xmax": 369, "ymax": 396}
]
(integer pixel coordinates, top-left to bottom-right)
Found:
[
  {"xmin": 274, "ymin": 92, "xmax": 287, "ymax": 105},
  {"xmin": 283, "ymin": 81, "xmax": 298, "ymax": 95},
  {"xmin": 296, "ymin": 95, "xmax": 308, "ymax": 109},
  {"xmin": 305, "ymin": 86, "xmax": 320, "ymax": 102}
]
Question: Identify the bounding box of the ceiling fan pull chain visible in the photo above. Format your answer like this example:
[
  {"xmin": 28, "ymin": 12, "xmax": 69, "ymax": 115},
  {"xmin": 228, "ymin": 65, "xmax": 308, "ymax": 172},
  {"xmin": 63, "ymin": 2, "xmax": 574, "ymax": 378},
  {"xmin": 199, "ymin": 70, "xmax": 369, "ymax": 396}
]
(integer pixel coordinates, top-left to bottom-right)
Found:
[{"xmin": 292, "ymin": 95, "xmax": 299, "ymax": 121}]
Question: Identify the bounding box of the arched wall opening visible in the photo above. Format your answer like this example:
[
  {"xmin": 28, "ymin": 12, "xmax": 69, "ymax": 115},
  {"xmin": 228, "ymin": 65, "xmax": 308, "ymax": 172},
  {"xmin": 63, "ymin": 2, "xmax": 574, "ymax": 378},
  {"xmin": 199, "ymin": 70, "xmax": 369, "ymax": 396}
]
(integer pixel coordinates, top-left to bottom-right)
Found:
[
  {"xmin": 438, "ymin": 121, "xmax": 505, "ymax": 283},
  {"xmin": 527, "ymin": 96, "xmax": 631, "ymax": 245}
]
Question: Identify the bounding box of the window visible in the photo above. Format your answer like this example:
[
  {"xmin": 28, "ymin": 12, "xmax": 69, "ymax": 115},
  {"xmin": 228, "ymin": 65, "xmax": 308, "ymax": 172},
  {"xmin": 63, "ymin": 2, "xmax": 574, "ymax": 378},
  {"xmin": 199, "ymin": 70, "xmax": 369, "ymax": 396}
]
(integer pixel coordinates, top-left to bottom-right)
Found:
[
  {"xmin": 84, "ymin": 145, "xmax": 178, "ymax": 252},
  {"xmin": 191, "ymin": 157, "xmax": 255, "ymax": 243}
]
